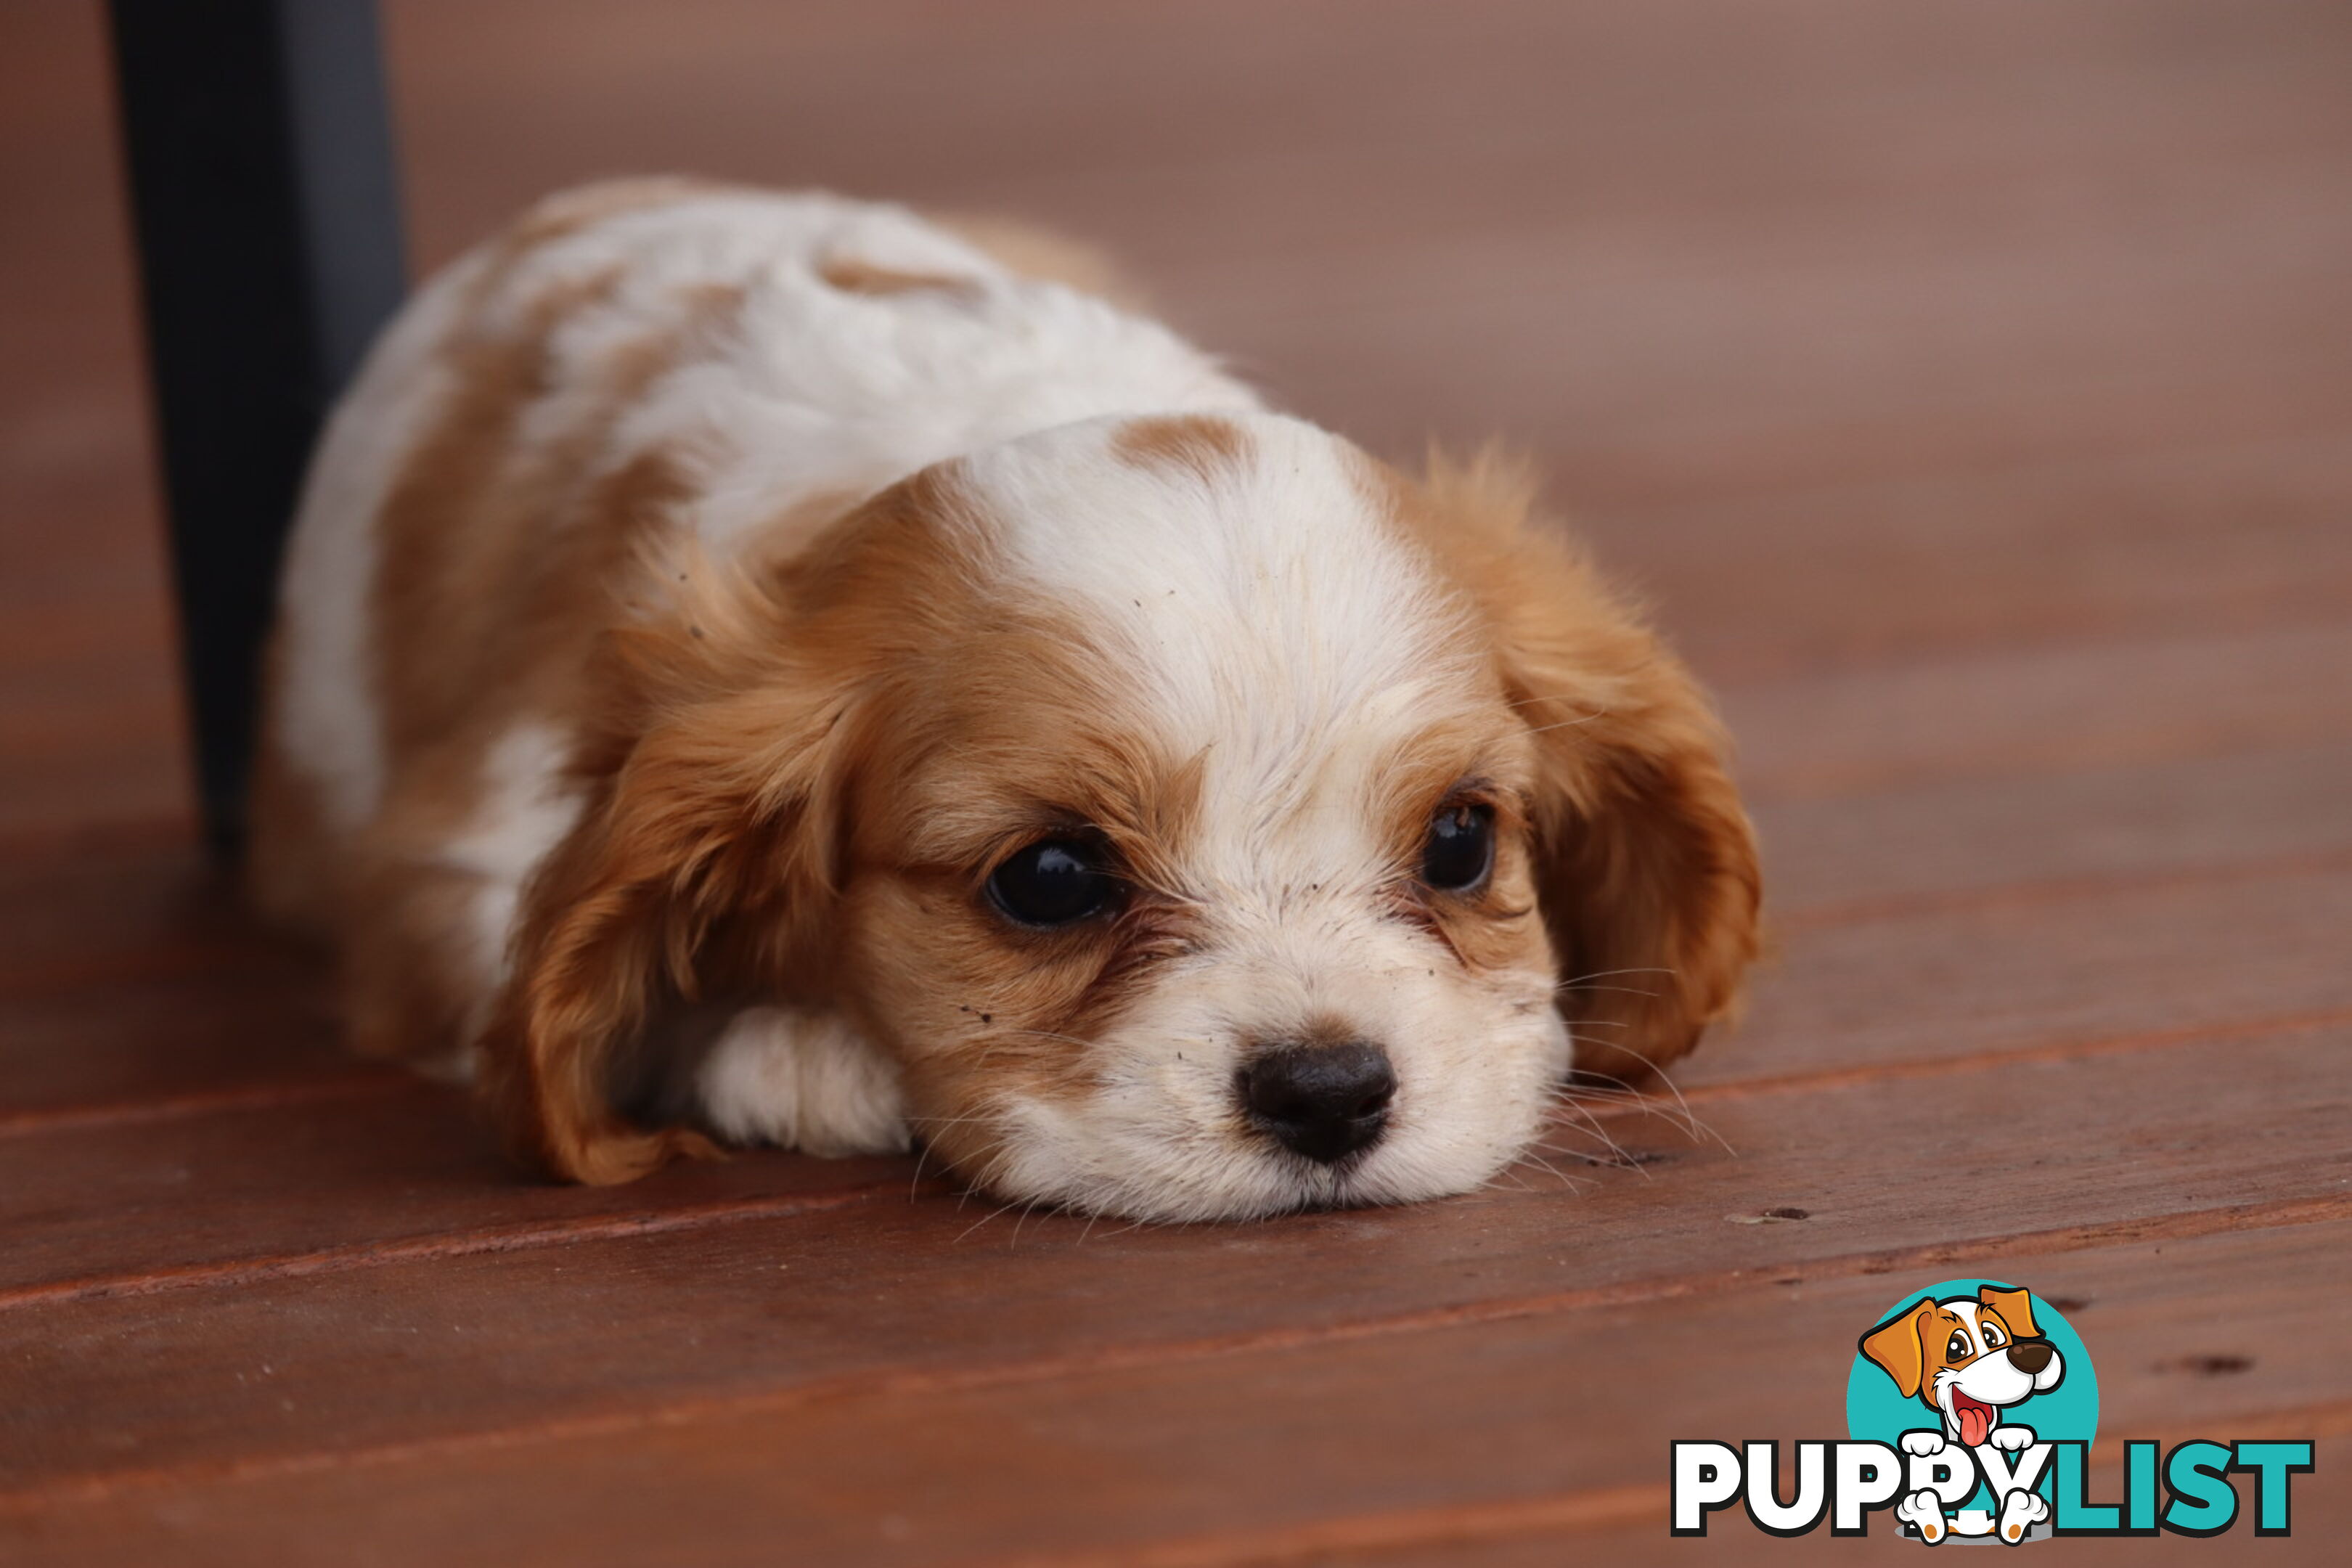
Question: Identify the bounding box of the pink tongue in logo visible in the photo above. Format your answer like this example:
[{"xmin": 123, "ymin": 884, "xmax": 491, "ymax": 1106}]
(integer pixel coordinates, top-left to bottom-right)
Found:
[{"xmin": 1956, "ymin": 1400, "xmax": 1993, "ymax": 1447}]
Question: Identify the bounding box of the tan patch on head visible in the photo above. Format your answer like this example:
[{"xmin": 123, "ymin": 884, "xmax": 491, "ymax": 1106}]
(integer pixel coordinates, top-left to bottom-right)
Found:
[
  {"xmin": 814, "ymin": 253, "xmax": 981, "ymax": 301},
  {"xmin": 1109, "ymin": 414, "xmax": 1251, "ymax": 489},
  {"xmin": 933, "ymin": 212, "xmax": 1150, "ymax": 310}
]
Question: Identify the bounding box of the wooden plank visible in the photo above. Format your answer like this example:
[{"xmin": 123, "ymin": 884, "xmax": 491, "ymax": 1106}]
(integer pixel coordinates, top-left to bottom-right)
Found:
[
  {"xmin": 1724, "ymin": 622, "xmax": 2352, "ymax": 803},
  {"xmin": 0, "ymin": 1076, "xmax": 921, "ymax": 1299},
  {"xmin": 0, "ymin": 976, "xmax": 363, "ymax": 1130},
  {"xmin": 6, "ymin": 852, "xmax": 2345, "ymax": 1286},
  {"xmin": 1694, "ymin": 860, "xmax": 2352, "ymax": 1089},
  {"xmin": 384, "ymin": 1, "xmax": 2352, "ymax": 514},
  {"xmin": 6, "ymin": 1212, "xmax": 2342, "ymax": 1565},
  {"xmin": 1, "ymin": 1029, "xmax": 2342, "ymax": 1490},
  {"xmin": 1598, "ymin": 432, "xmax": 2352, "ymax": 687},
  {"xmin": 0, "ymin": 828, "xmax": 237, "ymax": 995},
  {"xmin": 0, "ymin": 830, "xmax": 350, "ymax": 1116},
  {"xmin": 1753, "ymin": 740, "xmax": 2352, "ymax": 918},
  {"xmin": 0, "ymin": 0, "xmax": 181, "ymax": 841}
]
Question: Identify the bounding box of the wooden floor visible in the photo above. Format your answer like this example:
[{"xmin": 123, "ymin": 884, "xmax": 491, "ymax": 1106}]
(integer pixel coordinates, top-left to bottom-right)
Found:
[{"xmin": 4, "ymin": 1, "xmax": 2349, "ymax": 1560}]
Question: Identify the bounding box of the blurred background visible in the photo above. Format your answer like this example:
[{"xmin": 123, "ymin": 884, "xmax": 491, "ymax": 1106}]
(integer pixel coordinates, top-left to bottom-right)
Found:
[{"xmin": 8, "ymin": 0, "xmax": 2350, "ymax": 846}]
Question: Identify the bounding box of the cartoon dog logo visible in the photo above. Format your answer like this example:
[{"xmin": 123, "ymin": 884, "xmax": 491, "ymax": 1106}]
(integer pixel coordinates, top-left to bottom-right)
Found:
[{"xmin": 1861, "ymin": 1284, "xmax": 2066, "ymax": 1543}]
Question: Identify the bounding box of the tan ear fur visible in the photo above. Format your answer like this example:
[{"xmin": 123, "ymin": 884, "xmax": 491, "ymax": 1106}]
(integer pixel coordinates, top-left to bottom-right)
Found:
[
  {"xmin": 1410, "ymin": 452, "xmax": 1762, "ymax": 1085},
  {"xmin": 476, "ymin": 543, "xmax": 858, "ymax": 1184},
  {"xmin": 1978, "ymin": 1283, "xmax": 2041, "ymax": 1340},
  {"xmin": 1861, "ymin": 1299, "xmax": 1937, "ymax": 1399}
]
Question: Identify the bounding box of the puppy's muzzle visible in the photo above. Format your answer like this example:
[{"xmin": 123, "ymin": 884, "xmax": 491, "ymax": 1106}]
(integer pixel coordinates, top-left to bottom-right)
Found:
[{"xmin": 1238, "ymin": 1040, "xmax": 1395, "ymax": 1163}]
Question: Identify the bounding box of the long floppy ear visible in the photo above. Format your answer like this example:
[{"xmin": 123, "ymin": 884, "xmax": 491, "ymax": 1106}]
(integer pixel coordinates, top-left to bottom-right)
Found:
[
  {"xmin": 477, "ymin": 553, "xmax": 857, "ymax": 1185},
  {"xmin": 1415, "ymin": 453, "xmax": 1762, "ymax": 1085},
  {"xmin": 1978, "ymin": 1283, "xmax": 2041, "ymax": 1340},
  {"xmin": 1860, "ymin": 1299, "xmax": 1937, "ymax": 1399}
]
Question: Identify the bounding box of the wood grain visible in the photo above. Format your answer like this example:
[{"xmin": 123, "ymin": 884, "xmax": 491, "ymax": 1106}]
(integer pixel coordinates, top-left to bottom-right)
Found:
[
  {"xmin": 3, "ymin": 1029, "xmax": 2343, "ymax": 1490},
  {"xmin": 6, "ymin": 1220, "xmax": 2342, "ymax": 1564}
]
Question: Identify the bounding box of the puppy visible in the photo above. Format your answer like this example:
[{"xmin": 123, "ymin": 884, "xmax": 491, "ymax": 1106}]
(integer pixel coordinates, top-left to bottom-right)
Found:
[{"xmin": 251, "ymin": 180, "xmax": 1760, "ymax": 1221}]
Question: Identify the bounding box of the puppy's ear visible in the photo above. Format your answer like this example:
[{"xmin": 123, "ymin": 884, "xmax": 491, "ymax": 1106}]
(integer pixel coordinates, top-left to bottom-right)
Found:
[
  {"xmin": 1978, "ymin": 1283, "xmax": 2041, "ymax": 1341},
  {"xmin": 1861, "ymin": 1299, "xmax": 1937, "ymax": 1398},
  {"xmin": 1413, "ymin": 453, "xmax": 1762, "ymax": 1085},
  {"xmin": 478, "ymin": 552, "xmax": 857, "ymax": 1184}
]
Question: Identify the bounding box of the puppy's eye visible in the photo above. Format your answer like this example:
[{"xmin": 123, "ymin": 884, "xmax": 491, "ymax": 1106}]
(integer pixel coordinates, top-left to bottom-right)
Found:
[
  {"xmin": 1948, "ymin": 1331, "xmax": 1971, "ymax": 1360},
  {"xmin": 1421, "ymin": 801, "xmax": 1495, "ymax": 892},
  {"xmin": 987, "ymin": 838, "xmax": 1122, "ymax": 928},
  {"xmin": 1983, "ymin": 1323, "xmax": 2004, "ymax": 1347}
]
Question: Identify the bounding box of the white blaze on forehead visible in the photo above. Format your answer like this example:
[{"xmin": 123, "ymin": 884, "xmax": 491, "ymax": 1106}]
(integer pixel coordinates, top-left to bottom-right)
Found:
[{"xmin": 967, "ymin": 414, "xmax": 1480, "ymax": 870}]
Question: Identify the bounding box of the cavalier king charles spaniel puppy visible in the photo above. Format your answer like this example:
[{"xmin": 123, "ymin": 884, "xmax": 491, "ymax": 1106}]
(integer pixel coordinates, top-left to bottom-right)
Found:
[{"xmin": 251, "ymin": 179, "xmax": 1760, "ymax": 1221}]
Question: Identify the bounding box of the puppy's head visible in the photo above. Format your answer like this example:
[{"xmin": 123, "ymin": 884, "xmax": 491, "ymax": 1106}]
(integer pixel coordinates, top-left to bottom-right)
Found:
[{"xmin": 482, "ymin": 412, "xmax": 1760, "ymax": 1217}]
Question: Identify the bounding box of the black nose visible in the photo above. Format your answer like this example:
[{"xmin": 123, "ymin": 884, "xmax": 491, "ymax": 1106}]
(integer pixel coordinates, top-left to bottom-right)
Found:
[
  {"xmin": 1238, "ymin": 1042, "xmax": 1395, "ymax": 1163},
  {"xmin": 2008, "ymin": 1341, "xmax": 2054, "ymax": 1375}
]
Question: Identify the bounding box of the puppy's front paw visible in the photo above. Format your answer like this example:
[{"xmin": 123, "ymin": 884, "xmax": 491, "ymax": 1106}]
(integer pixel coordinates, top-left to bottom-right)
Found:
[
  {"xmin": 698, "ymin": 1006, "xmax": 910, "ymax": 1156},
  {"xmin": 1900, "ymin": 1431, "xmax": 1947, "ymax": 1458},
  {"xmin": 1895, "ymin": 1488, "xmax": 1948, "ymax": 1544},
  {"xmin": 1996, "ymin": 1487, "xmax": 2050, "ymax": 1543},
  {"xmin": 1987, "ymin": 1424, "xmax": 2035, "ymax": 1453}
]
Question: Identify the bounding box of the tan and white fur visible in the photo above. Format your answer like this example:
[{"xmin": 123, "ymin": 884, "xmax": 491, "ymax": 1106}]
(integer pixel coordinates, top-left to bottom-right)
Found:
[{"xmin": 253, "ymin": 180, "xmax": 1761, "ymax": 1221}]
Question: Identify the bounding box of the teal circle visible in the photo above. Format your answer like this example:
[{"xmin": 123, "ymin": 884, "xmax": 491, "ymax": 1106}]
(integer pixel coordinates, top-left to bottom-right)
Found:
[{"xmin": 1845, "ymin": 1278, "xmax": 2099, "ymax": 1511}]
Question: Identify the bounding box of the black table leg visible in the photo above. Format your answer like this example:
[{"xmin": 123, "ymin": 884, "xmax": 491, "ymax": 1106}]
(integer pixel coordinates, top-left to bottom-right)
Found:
[{"xmin": 107, "ymin": 0, "xmax": 406, "ymax": 854}]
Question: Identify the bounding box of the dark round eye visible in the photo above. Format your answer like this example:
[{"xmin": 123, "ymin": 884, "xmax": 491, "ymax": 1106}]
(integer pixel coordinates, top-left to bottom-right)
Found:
[
  {"xmin": 1982, "ymin": 1323, "xmax": 2004, "ymax": 1347},
  {"xmin": 1948, "ymin": 1331, "xmax": 1971, "ymax": 1360},
  {"xmin": 1421, "ymin": 801, "xmax": 1495, "ymax": 891},
  {"xmin": 986, "ymin": 838, "xmax": 1122, "ymax": 928}
]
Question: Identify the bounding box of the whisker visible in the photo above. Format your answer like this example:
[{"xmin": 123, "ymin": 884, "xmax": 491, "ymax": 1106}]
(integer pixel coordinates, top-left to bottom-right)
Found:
[
  {"xmin": 1514, "ymin": 1145, "xmax": 1591, "ymax": 1193},
  {"xmin": 954, "ymin": 1195, "xmax": 1020, "ymax": 1244},
  {"xmin": 1556, "ymin": 966, "xmax": 1678, "ymax": 985},
  {"xmin": 1564, "ymin": 1050, "xmax": 1729, "ymax": 1153},
  {"xmin": 907, "ymin": 1138, "xmax": 931, "ymax": 1202},
  {"xmin": 1539, "ymin": 1099, "xmax": 1640, "ymax": 1172}
]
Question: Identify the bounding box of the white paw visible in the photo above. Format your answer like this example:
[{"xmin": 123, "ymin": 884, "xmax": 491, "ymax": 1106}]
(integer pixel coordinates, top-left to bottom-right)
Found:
[
  {"xmin": 698, "ymin": 1006, "xmax": 910, "ymax": 1156},
  {"xmin": 1988, "ymin": 1424, "xmax": 2035, "ymax": 1453},
  {"xmin": 1996, "ymin": 1488, "xmax": 2051, "ymax": 1544},
  {"xmin": 1900, "ymin": 1430, "xmax": 1948, "ymax": 1458},
  {"xmin": 1895, "ymin": 1488, "xmax": 1948, "ymax": 1543}
]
